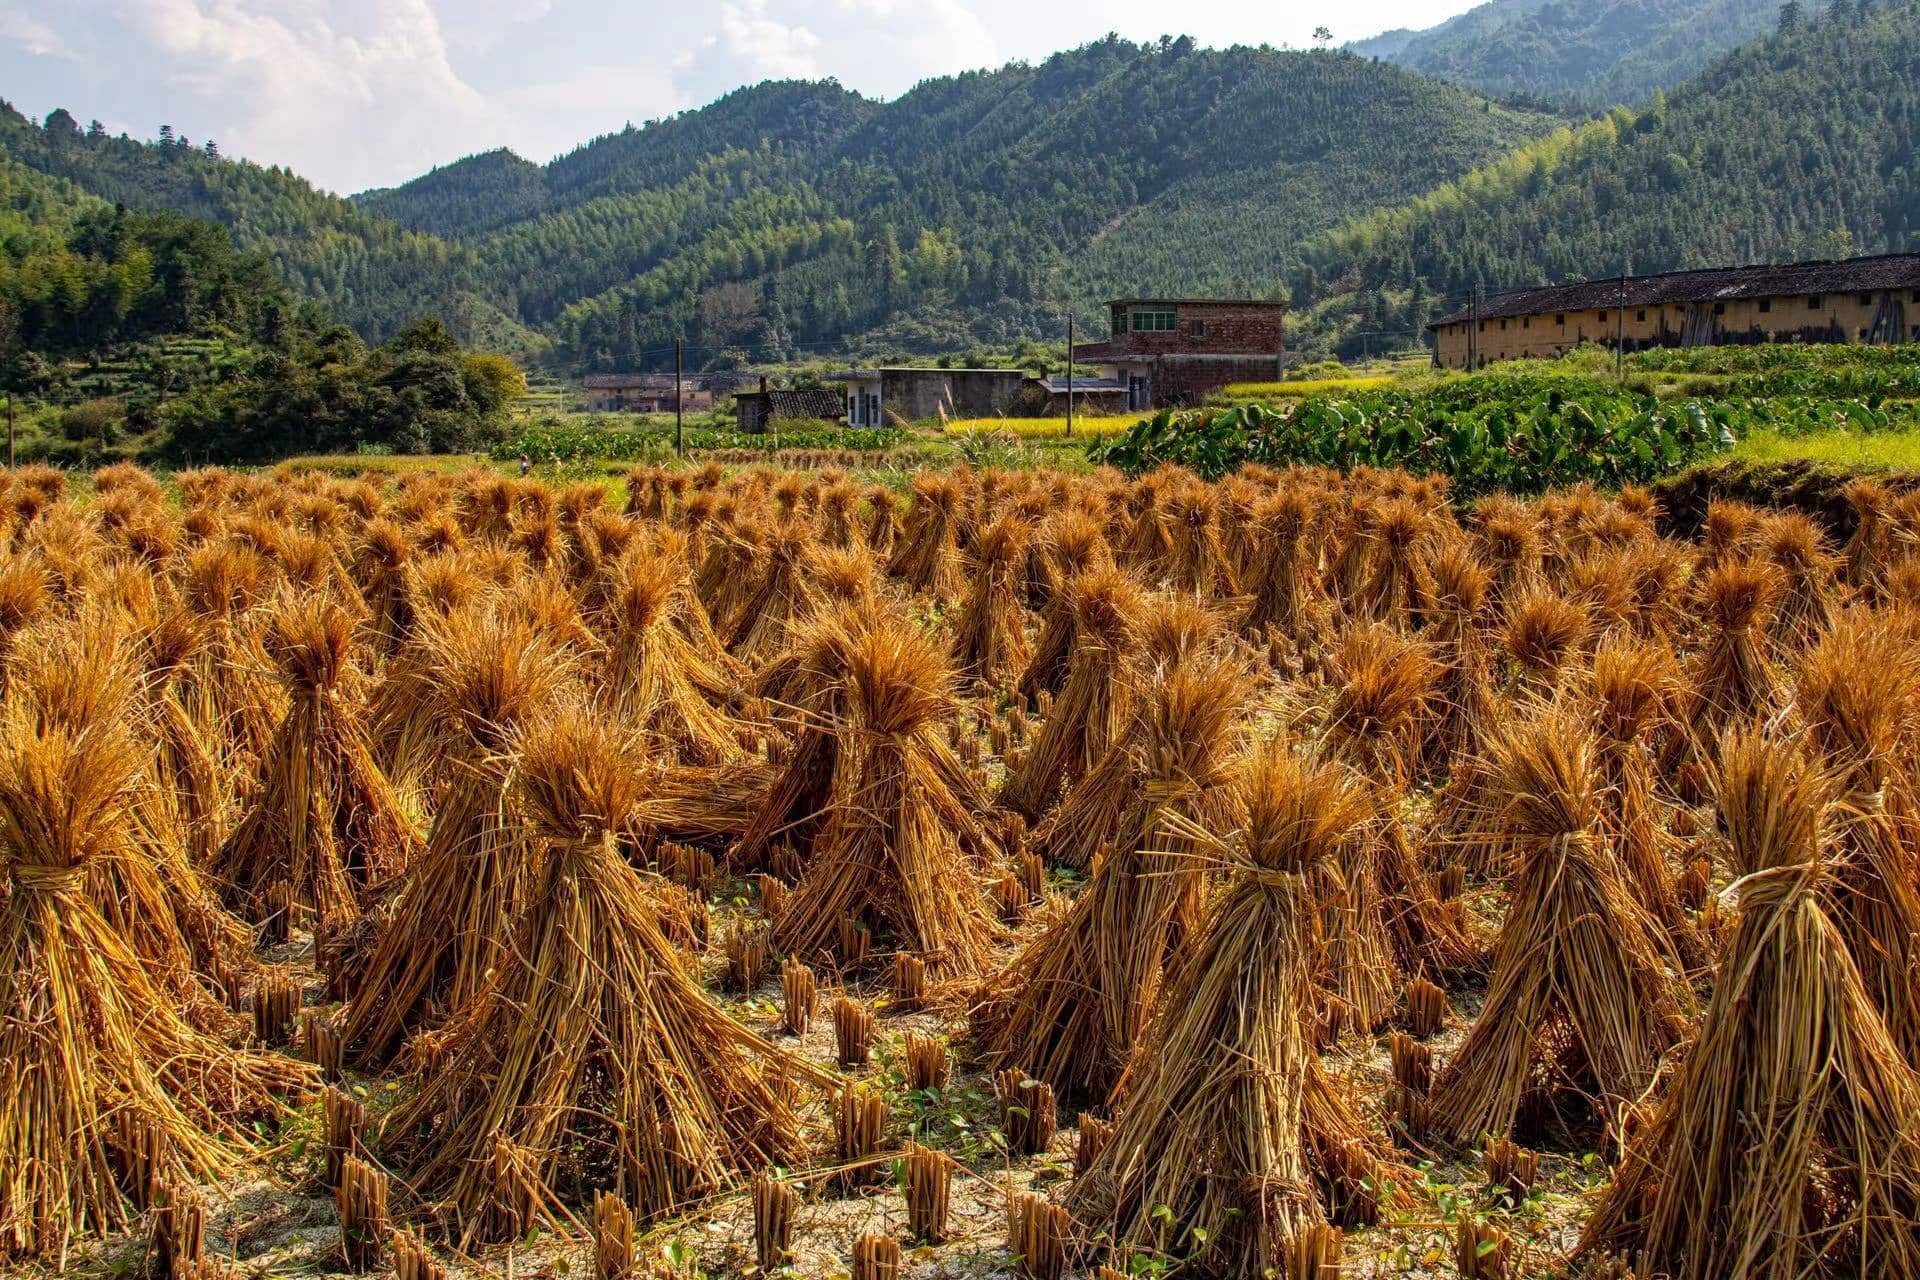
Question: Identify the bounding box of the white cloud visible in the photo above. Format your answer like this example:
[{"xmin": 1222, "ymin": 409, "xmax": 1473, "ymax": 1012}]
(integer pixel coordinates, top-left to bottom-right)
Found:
[
  {"xmin": 0, "ymin": 3, "xmax": 71, "ymax": 56},
  {"xmin": 706, "ymin": 0, "xmax": 825, "ymax": 83},
  {"xmin": 108, "ymin": 0, "xmax": 494, "ymax": 190},
  {"xmin": 0, "ymin": 0, "xmax": 1482, "ymax": 191}
]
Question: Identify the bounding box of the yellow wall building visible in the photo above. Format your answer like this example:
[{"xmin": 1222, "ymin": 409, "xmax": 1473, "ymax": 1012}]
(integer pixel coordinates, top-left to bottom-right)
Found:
[{"xmin": 1430, "ymin": 253, "xmax": 1920, "ymax": 369}]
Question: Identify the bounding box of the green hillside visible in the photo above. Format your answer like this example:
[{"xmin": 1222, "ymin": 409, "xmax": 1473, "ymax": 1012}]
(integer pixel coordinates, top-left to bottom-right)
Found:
[
  {"xmin": 1302, "ymin": 2, "xmax": 1920, "ymax": 355},
  {"xmin": 0, "ymin": 104, "xmax": 532, "ymax": 351},
  {"xmin": 353, "ymin": 39, "xmax": 1559, "ymax": 368},
  {"xmin": 1348, "ymin": 0, "xmax": 1834, "ymax": 107}
]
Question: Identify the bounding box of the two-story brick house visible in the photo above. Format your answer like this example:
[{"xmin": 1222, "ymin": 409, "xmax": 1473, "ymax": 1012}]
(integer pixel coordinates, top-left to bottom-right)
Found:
[{"xmin": 1070, "ymin": 298, "xmax": 1287, "ymax": 410}]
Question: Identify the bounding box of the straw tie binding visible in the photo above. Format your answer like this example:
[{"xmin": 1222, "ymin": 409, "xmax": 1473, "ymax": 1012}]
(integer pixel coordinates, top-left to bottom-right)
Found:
[
  {"xmin": 1717, "ymin": 861, "xmax": 1822, "ymax": 913},
  {"xmin": 11, "ymin": 864, "xmax": 86, "ymax": 892}
]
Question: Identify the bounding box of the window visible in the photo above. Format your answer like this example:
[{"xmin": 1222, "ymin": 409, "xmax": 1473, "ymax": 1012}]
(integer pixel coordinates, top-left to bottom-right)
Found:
[
  {"xmin": 1500, "ymin": 319, "xmax": 1508, "ymax": 331},
  {"xmin": 1522, "ymin": 317, "xmax": 1531, "ymax": 329},
  {"xmin": 1636, "ymin": 310, "xmax": 1648, "ymax": 322},
  {"xmin": 1714, "ymin": 302, "xmax": 1726, "ymax": 315},
  {"xmin": 1809, "ymin": 295, "xmax": 1823, "ymax": 310},
  {"xmin": 1554, "ymin": 314, "xmax": 1565, "ymax": 325},
  {"xmin": 1759, "ymin": 298, "xmax": 1772, "ymax": 313},
  {"xmin": 1597, "ymin": 311, "xmax": 1610, "ymax": 322},
  {"xmin": 1130, "ymin": 308, "xmax": 1177, "ymax": 332},
  {"xmin": 1189, "ymin": 318, "xmax": 1208, "ymax": 338},
  {"xmin": 1861, "ymin": 293, "xmax": 1875, "ymax": 306}
]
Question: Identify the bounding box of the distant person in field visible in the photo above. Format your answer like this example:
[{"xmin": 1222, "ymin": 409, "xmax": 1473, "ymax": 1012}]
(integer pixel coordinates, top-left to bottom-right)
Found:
[{"xmin": 519, "ymin": 454, "xmax": 530, "ymax": 477}]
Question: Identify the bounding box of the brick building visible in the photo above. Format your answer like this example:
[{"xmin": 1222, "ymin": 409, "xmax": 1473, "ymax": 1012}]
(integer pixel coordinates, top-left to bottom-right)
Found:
[
  {"xmin": 1430, "ymin": 253, "xmax": 1920, "ymax": 369},
  {"xmin": 1071, "ymin": 298, "xmax": 1286, "ymax": 409}
]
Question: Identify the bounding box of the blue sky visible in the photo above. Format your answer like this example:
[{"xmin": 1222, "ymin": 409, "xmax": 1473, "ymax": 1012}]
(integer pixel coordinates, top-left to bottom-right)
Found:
[{"xmin": 0, "ymin": 0, "xmax": 1483, "ymax": 194}]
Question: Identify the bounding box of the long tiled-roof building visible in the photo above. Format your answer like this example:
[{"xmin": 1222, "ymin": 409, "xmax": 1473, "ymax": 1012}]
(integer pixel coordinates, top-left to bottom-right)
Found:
[{"xmin": 1430, "ymin": 253, "xmax": 1920, "ymax": 369}]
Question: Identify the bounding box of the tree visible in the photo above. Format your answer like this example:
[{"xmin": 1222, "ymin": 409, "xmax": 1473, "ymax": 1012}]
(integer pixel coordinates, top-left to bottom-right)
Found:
[
  {"xmin": 1778, "ymin": 0, "xmax": 1803, "ymax": 31},
  {"xmin": 698, "ymin": 281, "xmax": 762, "ymax": 344},
  {"xmin": 464, "ymin": 352, "xmax": 526, "ymax": 410},
  {"xmin": 1313, "ymin": 26, "xmax": 1334, "ymax": 48}
]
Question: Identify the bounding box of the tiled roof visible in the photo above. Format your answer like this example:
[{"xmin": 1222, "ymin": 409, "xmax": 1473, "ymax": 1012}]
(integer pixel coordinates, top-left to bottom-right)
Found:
[
  {"xmin": 1433, "ymin": 254, "xmax": 1920, "ymax": 327},
  {"xmin": 736, "ymin": 388, "xmax": 847, "ymax": 419}
]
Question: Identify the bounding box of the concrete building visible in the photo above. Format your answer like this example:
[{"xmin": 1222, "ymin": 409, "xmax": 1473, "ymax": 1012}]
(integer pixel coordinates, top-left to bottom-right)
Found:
[
  {"xmin": 1430, "ymin": 253, "xmax": 1920, "ymax": 369},
  {"xmin": 824, "ymin": 367, "xmax": 1029, "ymax": 426},
  {"xmin": 1071, "ymin": 298, "xmax": 1287, "ymax": 409}
]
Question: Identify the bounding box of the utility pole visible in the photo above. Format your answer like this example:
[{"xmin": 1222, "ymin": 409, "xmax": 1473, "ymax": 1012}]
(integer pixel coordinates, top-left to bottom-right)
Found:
[
  {"xmin": 673, "ymin": 338, "xmax": 684, "ymax": 456},
  {"xmin": 1468, "ymin": 287, "xmax": 1481, "ymax": 369},
  {"xmin": 1616, "ymin": 254, "xmax": 1632, "ymax": 384},
  {"xmin": 1065, "ymin": 314, "xmax": 1074, "ymax": 439}
]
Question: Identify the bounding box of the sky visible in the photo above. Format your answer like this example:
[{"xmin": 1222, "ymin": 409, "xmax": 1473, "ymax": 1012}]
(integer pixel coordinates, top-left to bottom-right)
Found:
[{"xmin": 0, "ymin": 0, "xmax": 1483, "ymax": 195}]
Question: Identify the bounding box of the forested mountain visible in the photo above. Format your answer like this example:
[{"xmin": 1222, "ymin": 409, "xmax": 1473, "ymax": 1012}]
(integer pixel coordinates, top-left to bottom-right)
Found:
[
  {"xmin": 352, "ymin": 39, "xmax": 1556, "ymax": 368},
  {"xmin": 0, "ymin": 104, "xmax": 531, "ymax": 351},
  {"xmin": 0, "ymin": 149, "xmax": 521, "ymax": 463},
  {"xmin": 1348, "ymin": 0, "xmax": 1833, "ymax": 107},
  {"xmin": 9, "ymin": 7, "xmax": 1913, "ymax": 372},
  {"xmin": 1304, "ymin": 1, "xmax": 1920, "ymax": 353}
]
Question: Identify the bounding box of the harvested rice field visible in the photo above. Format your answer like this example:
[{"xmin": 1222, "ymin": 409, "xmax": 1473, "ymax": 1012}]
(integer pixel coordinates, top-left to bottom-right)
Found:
[{"xmin": 5, "ymin": 456, "xmax": 1920, "ymax": 1280}]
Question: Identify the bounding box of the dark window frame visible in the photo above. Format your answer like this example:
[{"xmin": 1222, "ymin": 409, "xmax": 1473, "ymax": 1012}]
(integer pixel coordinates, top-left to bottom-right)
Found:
[
  {"xmin": 1809, "ymin": 295, "xmax": 1824, "ymax": 310},
  {"xmin": 1759, "ymin": 298, "xmax": 1772, "ymax": 313}
]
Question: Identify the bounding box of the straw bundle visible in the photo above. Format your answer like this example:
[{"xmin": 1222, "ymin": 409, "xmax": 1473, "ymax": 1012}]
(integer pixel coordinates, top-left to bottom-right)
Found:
[
  {"xmin": 0, "ymin": 717, "xmax": 309, "ymax": 1255},
  {"xmin": 976, "ymin": 651, "xmax": 1250, "ymax": 1099},
  {"xmin": 1164, "ymin": 486, "xmax": 1239, "ymax": 596},
  {"xmin": 1579, "ymin": 729, "xmax": 1920, "ymax": 1278},
  {"xmin": 343, "ymin": 606, "xmax": 573, "ymax": 1063},
  {"xmin": 887, "ymin": 473, "xmax": 967, "ymax": 601},
  {"xmin": 951, "ymin": 515, "xmax": 1035, "ymax": 689},
  {"xmin": 1587, "ymin": 636, "xmax": 1700, "ymax": 969},
  {"xmin": 1319, "ymin": 623, "xmax": 1474, "ymax": 999},
  {"xmin": 1244, "ymin": 488, "xmax": 1327, "ymax": 648},
  {"xmin": 1000, "ymin": 565, "xmax": 1143, "ymax": 820},
  {"xmin": 1795, "ymin": 608, "xmax": 1920, "ymax": 1064},
  {"xmin": 7, "ymin": 611, "xmax": 248, "ymax": 1022},
  {"xmin": 865, "ymin": 486, "xmax": 903, "ymax": 557},
  {"xmin": 600, "ymin": 541, "xmax": 747, "ymax": 766},
  {"xmin": 1501, "ymin": 590, "xmax": 1590, "ymax": 696},
  {"xmin": 1355, "ymin": 499, "xmax": 1433, "ymax": 628},
  {"xmin": 1068, "ymin": 743, "xmax": 1391, "ymax": 1275},
  {"xmin": 214, "ymin": 595, "xmax": 417, "ymax": 932},
  {"xmin": 728, "ymin": 524, "xmax": 823, "ymax": 667},
  {"xmin": 1841, "ymin": 477, "xmax": 1895, "ymax": 593},
  {"xmin": 773, "ymin": 605, "xmax": 1002, "ymax": 974},
  {"xmin": 1428, "ymin": 710, "xmax": 1687, "ymax": 1144},
  {"xmin": 377, "ymin": 703, "xmax": 832, "ymax": 1239},
  {"xmin": 1685, "ymin": 558, "xmax": 1781, "ymax": 749}
]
